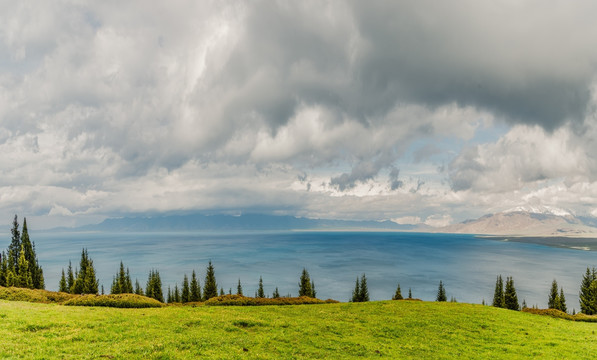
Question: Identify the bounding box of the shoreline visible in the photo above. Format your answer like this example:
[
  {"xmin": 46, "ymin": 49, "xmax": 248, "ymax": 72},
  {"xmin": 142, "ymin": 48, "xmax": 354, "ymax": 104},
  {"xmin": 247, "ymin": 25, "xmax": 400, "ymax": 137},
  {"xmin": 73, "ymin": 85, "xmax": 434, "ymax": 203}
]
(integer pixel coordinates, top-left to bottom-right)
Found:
[{"xmin": 477, "ymin": 235, "xmax": 597, "ymax": 251}]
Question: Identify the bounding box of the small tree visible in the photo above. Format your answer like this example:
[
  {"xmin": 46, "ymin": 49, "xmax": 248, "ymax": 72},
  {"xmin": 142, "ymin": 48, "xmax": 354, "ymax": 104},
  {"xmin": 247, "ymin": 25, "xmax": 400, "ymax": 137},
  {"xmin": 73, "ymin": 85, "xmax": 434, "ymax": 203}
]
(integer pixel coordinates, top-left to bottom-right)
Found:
[
  {"xmin": 359, "ymin": 274, "xmax": 369, "ymax": 302},
  {"xmin": 135, "ymin": 279, "xmax": 143, "ymax": 296},
  {"xmin": 237, "ymin": 278, "xmax": 243, "ymax": 296},
  {"xmin": 272, "ymin": 287, "xmax": 280, "ymax": 298},
  {"xmin": 203, "ymin": 261, "xmax": 218, "ymax": 300},
  {"xmin": 16, "ymin": 245, "xmax": 33, "ymax": 288},
  {"xmin": 492, "ymin": 275, "xmax": 505, "ymax": 308},
  {"xmin": 504, "ymin": 276, "xmax": 519, "ymax": 311},
  {"xmin": 408, "ymin": 288, "xmax": 412, "ymax": 299},
  {"xmin": 59, "ymin": 269, "xmax": 68, "ymax": 292},
  {"xmin": 67, "ymin": 261, "xmax": 74, "ymax": 292},
  {"xmin": 392, "ymin": 283, "xmax": 403, "ymax": 300},
  {"xmin": 257, "ymin": 276, "xmax": 265, "ymax": 298},
  {"xmin": 351, "ymin": 276, "xmax": 361, "ymax": 302},
  {"xmin": 190, "ymin": 270, "xmax": 200, "ymax": 301},
  {"xmin": 559, "ymin": 287, "xmax": 567, "ymax": 313},
  {"xmin": 146, "ymin": 269, "xmax": 164, "ymax": 302},
  {"xmin": 298, "ymin": 268, "xmax": 313, "ymax": 297},
  {"xmin": 181, "ymin": 274, "xmax": 190, "ymax": 303},
  {"xmin": 436, "ymin": 281, "xmax": 447, "ymax": 302},
  {"xmin": 548, "ymin": 279, "xmax": 560, "ymax": 310},
  {"xmin": 579, "ymin": 267, "xmax": 597, "ymax": 314}
]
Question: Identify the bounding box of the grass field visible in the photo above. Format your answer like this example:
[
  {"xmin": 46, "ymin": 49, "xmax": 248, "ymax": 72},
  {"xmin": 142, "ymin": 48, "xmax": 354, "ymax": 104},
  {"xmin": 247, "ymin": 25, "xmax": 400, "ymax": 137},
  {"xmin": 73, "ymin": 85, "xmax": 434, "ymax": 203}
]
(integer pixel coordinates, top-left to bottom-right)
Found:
[{"xmin": 1, "ymin": 299, "xmax": 596, "ymax": 359}]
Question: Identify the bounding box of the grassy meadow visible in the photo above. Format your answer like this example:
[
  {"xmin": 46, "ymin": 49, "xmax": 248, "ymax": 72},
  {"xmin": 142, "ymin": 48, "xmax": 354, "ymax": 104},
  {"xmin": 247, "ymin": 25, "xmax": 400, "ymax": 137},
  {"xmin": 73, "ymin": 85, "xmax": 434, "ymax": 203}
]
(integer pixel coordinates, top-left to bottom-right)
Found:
[{"xmin": 1, "ymin": 298, "xmax": 597, "ymax": 359}]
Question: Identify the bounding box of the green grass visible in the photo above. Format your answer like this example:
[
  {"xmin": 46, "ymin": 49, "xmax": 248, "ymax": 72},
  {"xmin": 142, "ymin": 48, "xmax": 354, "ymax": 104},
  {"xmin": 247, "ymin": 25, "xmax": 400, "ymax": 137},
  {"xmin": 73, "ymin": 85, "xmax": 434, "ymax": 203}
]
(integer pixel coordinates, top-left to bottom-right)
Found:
[{"xmin": 1, "ymin": 299, "xmax": 597, "ymax": 359}]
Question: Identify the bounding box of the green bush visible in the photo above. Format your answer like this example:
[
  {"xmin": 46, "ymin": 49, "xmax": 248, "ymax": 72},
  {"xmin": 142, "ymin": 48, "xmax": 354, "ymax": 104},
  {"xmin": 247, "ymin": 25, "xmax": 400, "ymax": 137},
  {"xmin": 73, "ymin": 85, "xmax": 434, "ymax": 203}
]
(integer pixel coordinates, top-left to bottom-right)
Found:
[
  {"xmin": 522, "ymin": 308, "xmax": 574, "ymax": 320},
  {"xmin": 63, "ymin": 294, "xmax": 164, "ymax": 308},
  {"xmin": 0, "ymin": 286, "xmax": 49, "ymax": 303},
  {"xmin": 204, "ymin": 294, "xmax": 338, "ymax": 306}
]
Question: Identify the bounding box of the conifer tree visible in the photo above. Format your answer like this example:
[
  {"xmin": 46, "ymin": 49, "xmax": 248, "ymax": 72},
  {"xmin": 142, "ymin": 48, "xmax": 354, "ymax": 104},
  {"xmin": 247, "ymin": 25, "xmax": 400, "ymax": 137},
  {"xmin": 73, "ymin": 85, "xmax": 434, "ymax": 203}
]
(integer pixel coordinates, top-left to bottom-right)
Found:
[
  {"xmin": 16, "ymin": 245, "xmax": 33, "ymax": 288},
  {"xmin": 167, "ymin": 286, "xmax": 172, "ymax": 303},
  {"xmin": 7, "ymin": 215, "xmax": 20, "ymax": 271},
  {"xmin": 67, "ymin": 261, "xmax": 74, "ymax": 292},
  {"xmin": 20, "ymin": 218, "xmax": 44, "ymax": 289},
  {"xmin": 392, "ymin": 283, "xmax": 403, "ymax": 300},
  {"xmin": 220, "ymin": 287, "xmax": 225, "ymax": 296},
  {"xmin": 408, "ymin": 288, "xmax": 412, "ymax": 299},
  {"xmin": 182, "ymin": 274, "xmax": 190, "ymax": 303},
  {"xmin": 492, "ymin": 275, "xmax": 505, "ymax": 308},
  {"xmin": 579, "ymin": 267, "xmax": 597, "ymax": 314},
  {"xmin": 311, "ymin": 280, "xmax": 317, "ymax": 298},
  {"xmin": 174, "ymin": 284, "xmax": 180, "ymax": 303},
  {"xmin": 504, "ymin": 276, "xmax": 519, "ymax": 310},
  {"xmin": 298, "ymin": 268, "xmax": 313, "ymax": 297},
  {"xmin": 237, "ymin": 278, "xmax": 243, "ymax": 296},
  {"xmin": 59, "ymin": 269, "xmax": 68, "ymax": 292},
  {"xmin": 436, "ymin": 280, "xmax": 447, "ymax": 302},
  {"xmin": 548, "ymin": 279, "xmax": 560, "ymax": 309},
  {"xmin": 359, "ymin": 274, "xmax": 369, "ymax": 302},
  {"xmin": 257, "ymin": 276, "xmax": 265, "ymax": 298},
  {"xmin": 203, "ymin": 261, "xmax": 218, "ymax": 300},
  {"xmin": 351, "ymin": 276, "xmax": 361, "ymax": 302},
  {"xmin": 0, "ymin": 251, "xmax": 7, "ymax": 287},
  {"xmin": 522, "ymin": 299, "xmax": 527, "ymax": 309},
  {"xmin": 559, "ymin": 287, "xmax": 567, "ymax": 313},
  {"xmin": 135, "ymin": 279, "xmax": 143, "ymax": 296},
  {"xmin": 190, "ymin": 271, "xmax": 200, "ymax": 301},
  {"xmin": 101, "ymin": 285, "xmax": 104, "ymax": 295},
  {"xmin": 145, "ymin": 269, "xmax": 164, "ymax": 302},
  {"xmin": 272, "ymin": 287, "xmax": 280, "ymax": 298},
  {"xmin": 71, "ymin": 249, "xmax": 98, "ymax": 294}
]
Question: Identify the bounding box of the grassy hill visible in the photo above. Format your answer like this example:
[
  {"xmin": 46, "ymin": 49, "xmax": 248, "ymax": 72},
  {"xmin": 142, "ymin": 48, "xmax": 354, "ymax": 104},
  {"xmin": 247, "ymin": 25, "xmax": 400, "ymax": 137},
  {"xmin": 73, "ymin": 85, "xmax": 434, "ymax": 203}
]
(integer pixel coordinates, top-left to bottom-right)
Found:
[{"xmin": 1, "ymin": 299, "xmax": 596, "ymax": 359}]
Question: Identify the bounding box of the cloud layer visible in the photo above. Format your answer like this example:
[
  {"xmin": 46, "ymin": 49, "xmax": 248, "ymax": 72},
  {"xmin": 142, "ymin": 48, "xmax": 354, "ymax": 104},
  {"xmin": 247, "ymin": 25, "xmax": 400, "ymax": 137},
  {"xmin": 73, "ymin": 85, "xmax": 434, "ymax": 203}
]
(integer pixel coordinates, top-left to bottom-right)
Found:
[{"xmin": 2, "ymin": 1, "xmax": 597, "ymax": 228}]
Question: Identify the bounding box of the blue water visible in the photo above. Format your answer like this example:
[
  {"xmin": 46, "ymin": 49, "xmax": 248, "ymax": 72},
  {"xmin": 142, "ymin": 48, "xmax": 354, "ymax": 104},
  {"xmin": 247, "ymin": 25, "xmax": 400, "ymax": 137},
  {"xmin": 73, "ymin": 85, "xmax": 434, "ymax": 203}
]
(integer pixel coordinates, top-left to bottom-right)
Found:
[{"xmin": 26, "ymin": 231, "xmax": 597, "ymax": 310}]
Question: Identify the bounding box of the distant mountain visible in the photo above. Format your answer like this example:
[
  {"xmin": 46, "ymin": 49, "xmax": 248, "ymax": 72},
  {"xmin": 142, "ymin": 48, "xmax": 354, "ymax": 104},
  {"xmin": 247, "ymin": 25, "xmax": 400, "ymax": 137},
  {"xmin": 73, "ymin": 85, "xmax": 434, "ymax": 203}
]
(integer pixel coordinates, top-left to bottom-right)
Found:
[
  {"xmin": 439, "ymin": 208, "xmax": 597, "ymax": 237},
  {"xmin": 59, "ymin": 213, "xmax": 421, "ymax": 232}
]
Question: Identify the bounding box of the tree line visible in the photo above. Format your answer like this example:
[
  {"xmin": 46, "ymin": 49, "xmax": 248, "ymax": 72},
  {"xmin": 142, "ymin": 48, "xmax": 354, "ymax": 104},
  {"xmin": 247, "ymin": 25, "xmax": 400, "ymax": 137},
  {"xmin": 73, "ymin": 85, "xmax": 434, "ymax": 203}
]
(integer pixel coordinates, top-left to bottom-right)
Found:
[{"xmin": 3, "ymin": 215, "xmax": 597, "ymax": 312}]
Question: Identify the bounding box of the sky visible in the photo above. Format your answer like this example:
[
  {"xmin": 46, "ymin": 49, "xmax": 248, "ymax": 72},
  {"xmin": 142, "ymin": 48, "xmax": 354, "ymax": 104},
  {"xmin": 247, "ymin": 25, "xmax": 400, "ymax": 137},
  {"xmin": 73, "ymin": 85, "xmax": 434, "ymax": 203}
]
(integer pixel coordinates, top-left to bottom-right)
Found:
[{"xmin": 2, "ymin": 1, "xmax": 597, "ymax": 229}]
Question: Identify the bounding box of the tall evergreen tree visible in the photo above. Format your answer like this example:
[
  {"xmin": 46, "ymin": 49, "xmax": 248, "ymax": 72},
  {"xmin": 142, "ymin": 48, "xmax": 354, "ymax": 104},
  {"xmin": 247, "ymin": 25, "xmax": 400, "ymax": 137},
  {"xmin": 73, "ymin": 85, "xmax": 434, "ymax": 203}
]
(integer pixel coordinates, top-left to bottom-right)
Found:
[
  {"xmin": 59, "ymin": 269, "xmax": 68, "ymax": 292},
  {"xmin": 359, "ymin": 274, "xmax": 369, "ymax": 302},
  {"xmin": 504, "ymin": 276, "xmax": 519, "ymax": 310},
  {"xmin": 436, "ymin": 281, "xmax": 447, "ymax": 302},
  {"xmin": 71, "ymin": 249, "xmax": 98, "ymax": 294},
  {"xmin": 272, "ymin": 287, "xmax": 280, "ymax": 298},
  {"xmin": 181, "ymin": 274, "xmax": 190, "ymax": 303},
  {"xmin": 559, "ymin": 287, "xmax": 567, "ymax": 313},
  {"xmin": 135, "ymin": 279, "xmax": 143, "ymax": 296},
  {"xmin": 579, "ymin": 267, "xmax": 597, "ymax": 314},
  {"xmin": 311, "ymin": 280, "xmax": 317, "ymax": 298},
  {"xmin": 174, "ymin": 284, "xmax": 180, "ymax": 303},
  {"xmin": 145, "ymin": 269, "xmax": 164, "ymax": 302},
  {"xmin": 408, "ymin": 288, "xmax": 412, "ymax": 299},
  {"xmin": 298, "ymin": 268, "xmax": 313, "ymax": 297},
  {"xmin": 7, "ymin": 215, "xmax": 20, "ymax": 271},
  {"xmin": 19, "ymin": 218, "xmax": 44, "ymax": 289},
  {"xmin": 492, "ymin": 275, "xmax": 505, "ymax": 308},
  {"xmin": 351, "ymin": 276, "xmax": 361, "ymax": 302},
  {"xmin": 16, "ymin": 245, "xmax": 33, "ymax": 288},
  {"xmin": 257, "ymin": 276, "xmax": 265, "ymax": 298},
  {"xmin": 237, "ymin": 278, "xmax": 243, "ymax": 296},
  {"xmin": 548, "ymin": 279, "xmax": 560, "ymax": 309},
  {"xmin": 0, "ymin": 251, "xmax": 7, "ymax": 287},
  {"xmin": 392, "ymin": 283, "xmax": 403, "ymax": 300},
  {"xmin": 203, "ymin": 261, "xmax": 218, "ymax": 300},
  {"xmin": 167, "ymin": 286, "xmax": 172, "ymax": 303},
  {"xmin": 190, "ymin": 270, "xmax": 200, "ymax": 301},
  {"xmin": 67, "ymin": 260, "xmax": 74, "ymax": 292}
]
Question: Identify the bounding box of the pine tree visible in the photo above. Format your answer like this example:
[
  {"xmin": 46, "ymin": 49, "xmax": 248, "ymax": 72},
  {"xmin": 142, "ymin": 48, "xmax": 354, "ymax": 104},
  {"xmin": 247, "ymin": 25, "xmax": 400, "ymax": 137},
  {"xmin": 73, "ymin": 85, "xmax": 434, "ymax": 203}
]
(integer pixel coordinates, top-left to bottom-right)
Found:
[
  {"xmin": 559, "ymin": 287, "xmax": 567, "ymax": 313},
  {"xmin": 174, "ymin": 284, "xmax": 180, "ymax": 303},
  {"xmin": 272, "ymin": 287, "xmax": 280, "ymax": 298},
  {"xmin": 392, "ymin": 283, "xmax": 403, "ymax": 300},
  {"xmin": 579, "ymin": 267, "xmax": 597, "ymax": 314},
  {"xmin": 59, "ymin": 269, "xmax": 68, "ymax": 292},
  {"xmin": 190, "ymin": 270, "xmax": 200, "ymax": 301},
  {"xmin": 522, "ymin": 299, "xmax": 527, "ymax": 309},
  {"xmin": 492, "ymin": 275, "xmax": 505, "ymax": 308},
  {"xmin": 101, "ymin": 285, "xmax": 104, "ymax": 295},
  {"xmin": 408, "ymin": 288, "xmax": 412, "ymax": 299},
  {"xmin": 504, "ymin": 276, "xmax": 519, "ymax": 310},
  {"xmin": 167, "ymin": 286, "xmax": 172, "ymax": 303},
  {"xmin": 298, "ymin": 268, "xmax": 313, "ymax": 297},
  {"xmin": 351, "ymin": 276, "xmax": 361, "ymax": 302},
  {"xmin": 548, "ymin": 279, "xmax": 560, "ymax": 309},
  {"xmin": 359, "ymin": 274, "xmax": 369, "ymax": 302},
  {"xmin": 145, "ymin": 269, "xmax": 164, "ymax": 302},
  {"xmin": 182, "ymin": 274, "xmax": 190, "ymax": 303},
  {"xmin": 237, "ymin": 278, "xmax": 243, "ymax": 296},
  {"xmin": 16, "ymin": 245, "xmax": 33, "ymax": 288},
  {"xmin": 436, "ymin": 281, "xmax": 447, "ymax": 302},
  {"xmin": 203, "ymin": 261, "xmax": 218, "ymax": 300},
  {"xmin": 257, "ymin": 276, "xmax": 265, "ymax": 298},
  {"xmin": 0, "ymin": 251, "xmax": 8, "ymax": 287},
  {"xmin": 135, "ymin": 279, "xmax": 143, "ymax": 296},
  {"xmin": 67, "ymin": 261, "xmax": 74, "ymax": 292},
  {"xmin": 20, "ymin": 218, "xmax": 44, "ymax": 289},
  {"xmin": 311, "ymin": 280, "xmax": 317, "ymax": 298},
  {"xmin": 71, "ymin": 249, "xmax": 98, "ymax": 294},
  {"xmin": 7, "ymin": 215, "xmax": 20, "ymax": 271},
  {"xmin": 220, "ymin": 287, "xmax": 225, "ymax": 296}
]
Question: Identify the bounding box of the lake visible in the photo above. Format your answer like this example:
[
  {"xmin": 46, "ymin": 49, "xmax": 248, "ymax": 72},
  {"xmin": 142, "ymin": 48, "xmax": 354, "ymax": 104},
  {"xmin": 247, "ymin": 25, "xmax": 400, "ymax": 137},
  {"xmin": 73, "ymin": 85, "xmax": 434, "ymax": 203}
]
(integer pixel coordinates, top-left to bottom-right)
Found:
[{"xmin": 27, "ymin": 231, "xmax": 597, "ymax": 310}]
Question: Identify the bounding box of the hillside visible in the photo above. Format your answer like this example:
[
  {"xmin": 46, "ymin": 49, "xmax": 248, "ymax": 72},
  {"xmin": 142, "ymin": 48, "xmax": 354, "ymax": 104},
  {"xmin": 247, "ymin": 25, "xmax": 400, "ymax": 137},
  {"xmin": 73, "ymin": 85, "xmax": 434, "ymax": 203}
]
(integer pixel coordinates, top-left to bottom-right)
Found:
[
  {"xmin": 440, "ymin": 208, "xmax": 597, "ymax": 237},
  {"xmin": 1, "ymin": 299, "xmax": 596, "ymax": 359}
]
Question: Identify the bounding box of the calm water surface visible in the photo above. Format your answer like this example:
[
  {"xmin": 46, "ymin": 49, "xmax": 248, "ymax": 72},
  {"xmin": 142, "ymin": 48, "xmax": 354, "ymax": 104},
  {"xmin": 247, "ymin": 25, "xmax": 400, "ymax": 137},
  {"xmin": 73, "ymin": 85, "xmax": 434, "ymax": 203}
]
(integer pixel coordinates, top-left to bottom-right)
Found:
[{"xmin": 28, "ymin": 231, "xmax": 597, "ymax": 309}]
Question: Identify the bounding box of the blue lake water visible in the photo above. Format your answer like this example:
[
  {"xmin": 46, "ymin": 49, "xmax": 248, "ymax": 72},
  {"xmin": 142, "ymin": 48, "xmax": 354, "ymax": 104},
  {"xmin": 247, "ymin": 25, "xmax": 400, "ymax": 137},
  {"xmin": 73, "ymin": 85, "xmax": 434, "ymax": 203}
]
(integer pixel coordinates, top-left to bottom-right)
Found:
[{"xmin": 26, "ymin": 230, "xmax": 597, "ymax": 310}]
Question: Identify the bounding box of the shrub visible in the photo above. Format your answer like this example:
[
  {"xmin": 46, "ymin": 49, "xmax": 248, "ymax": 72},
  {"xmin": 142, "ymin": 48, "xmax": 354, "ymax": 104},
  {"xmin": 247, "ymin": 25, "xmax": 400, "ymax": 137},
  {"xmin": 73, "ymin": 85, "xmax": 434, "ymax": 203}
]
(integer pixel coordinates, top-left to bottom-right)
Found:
[
  {"xmin": 0, "ymin": 286, "xmax": 49, "ymax": 303},
  {"xmin": 204, "ymin": 294, "xmax": 338, "ymax": 306},
  {"xmin": 63, "ymin": 294, "xmax": 164, "ymax": 308}
]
